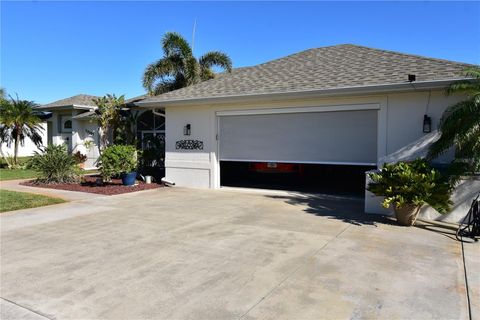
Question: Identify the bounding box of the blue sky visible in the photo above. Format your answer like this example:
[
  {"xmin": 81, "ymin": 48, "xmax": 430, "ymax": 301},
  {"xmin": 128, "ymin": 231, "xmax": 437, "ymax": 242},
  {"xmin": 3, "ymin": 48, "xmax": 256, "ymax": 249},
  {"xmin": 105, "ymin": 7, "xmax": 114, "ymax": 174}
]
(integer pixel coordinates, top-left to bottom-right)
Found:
[{"xmin": 1, "ymin": 1, "xmax": 479, "ymax": 104}]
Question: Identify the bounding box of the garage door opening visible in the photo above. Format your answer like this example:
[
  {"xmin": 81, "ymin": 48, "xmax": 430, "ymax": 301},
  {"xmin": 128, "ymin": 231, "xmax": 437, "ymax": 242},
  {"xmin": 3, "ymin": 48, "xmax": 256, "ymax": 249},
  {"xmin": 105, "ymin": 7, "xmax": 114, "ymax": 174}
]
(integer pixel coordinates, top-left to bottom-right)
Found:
[
  {"xmin": 220, "ymin": 161, "xmax": 376, "ymax": 196},
  {"xmin": 218, "ymin": 108, "xmax": 378, "ymax": 195}
]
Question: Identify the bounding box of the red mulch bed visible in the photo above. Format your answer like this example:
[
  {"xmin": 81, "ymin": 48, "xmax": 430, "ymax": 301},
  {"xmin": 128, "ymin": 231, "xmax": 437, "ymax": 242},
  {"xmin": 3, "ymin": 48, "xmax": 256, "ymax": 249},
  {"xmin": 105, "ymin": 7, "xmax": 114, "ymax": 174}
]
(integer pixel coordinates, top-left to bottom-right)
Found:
[{"xmin": 21, "ymin": 175, "xmax": 163, "ymax": 195}]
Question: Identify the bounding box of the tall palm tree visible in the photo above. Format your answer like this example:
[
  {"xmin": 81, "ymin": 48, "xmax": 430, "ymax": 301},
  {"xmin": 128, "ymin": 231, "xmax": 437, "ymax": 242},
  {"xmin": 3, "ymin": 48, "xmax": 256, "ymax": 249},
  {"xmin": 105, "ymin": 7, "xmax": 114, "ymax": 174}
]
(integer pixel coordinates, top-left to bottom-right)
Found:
[
  {"xmin": 142, "ymin": 32, "xmax": 232, "ymax": 95},
  {"xmin": 0, "ymin": 96, "xmax": 43, "ymax": 165},
  {"xmin": 428, "ymin": 67, "xmax": 480, "ymax": 170}
]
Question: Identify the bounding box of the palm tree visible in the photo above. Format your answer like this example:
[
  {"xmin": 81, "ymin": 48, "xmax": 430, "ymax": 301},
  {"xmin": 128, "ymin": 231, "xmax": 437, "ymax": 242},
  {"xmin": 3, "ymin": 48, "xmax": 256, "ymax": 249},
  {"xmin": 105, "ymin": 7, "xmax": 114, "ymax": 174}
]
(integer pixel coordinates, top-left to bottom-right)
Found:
[
  {"xmin": 93, "ymin": 94, "xmax": 125, "ymax": 151},
  {"xmin": 142, "ymin": 32, "xmax": 232, "ymax": 95},
  {"xmin": 427, "ymin": 67, "xmax": 480, "ymax": 170},
  {"xmin": 0, "ymin": 95, "xmax": 43, "ymax": 165}
]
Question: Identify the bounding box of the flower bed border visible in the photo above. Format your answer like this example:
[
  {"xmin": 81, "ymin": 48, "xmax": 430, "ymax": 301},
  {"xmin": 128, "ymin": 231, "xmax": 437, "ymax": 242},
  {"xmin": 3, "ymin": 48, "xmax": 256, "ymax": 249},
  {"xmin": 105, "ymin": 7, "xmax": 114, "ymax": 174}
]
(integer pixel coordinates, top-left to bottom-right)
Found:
[{"xmin": 21, "ymin": 175, "xmax": 162, "ymax": 196}]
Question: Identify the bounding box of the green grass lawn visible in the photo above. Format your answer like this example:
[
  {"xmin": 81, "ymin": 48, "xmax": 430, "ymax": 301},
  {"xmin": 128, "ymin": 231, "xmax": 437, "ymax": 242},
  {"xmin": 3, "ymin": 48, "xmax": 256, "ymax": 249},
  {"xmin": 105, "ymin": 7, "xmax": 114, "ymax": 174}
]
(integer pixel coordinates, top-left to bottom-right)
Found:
[
  {"xmin": 0, "ymin": 156, "xmax": 32, "ymax": 167},
  {"xmin": 0, "ymin": 189, "xmax": 66, "ymax": 213},
  {"xmin": 0, "ymin": 168, "xmax": 98, "ymax": 181},
  {"xmin": 0, "ymin": 169, "xmax": 39, "ymax": 181}
]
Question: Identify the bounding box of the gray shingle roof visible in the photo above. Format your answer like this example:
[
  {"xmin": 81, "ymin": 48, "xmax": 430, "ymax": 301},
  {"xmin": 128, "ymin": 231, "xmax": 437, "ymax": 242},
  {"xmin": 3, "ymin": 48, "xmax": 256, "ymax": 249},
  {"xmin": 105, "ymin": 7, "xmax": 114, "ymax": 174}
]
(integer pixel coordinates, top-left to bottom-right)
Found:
[
  {"xmin": 39, "ymin": 94, "xmax": 99, "ymax": 109},
  {"xmin": 125, "ymin": 94, "xmax": 148, "ymax": 103},
  {"xmin": 141, "ymin": 44, "xmax": 474, "ymax": 104},
  {"xmin": 72, "ymin": 110, "xmax": 97, "ymax": 120}
]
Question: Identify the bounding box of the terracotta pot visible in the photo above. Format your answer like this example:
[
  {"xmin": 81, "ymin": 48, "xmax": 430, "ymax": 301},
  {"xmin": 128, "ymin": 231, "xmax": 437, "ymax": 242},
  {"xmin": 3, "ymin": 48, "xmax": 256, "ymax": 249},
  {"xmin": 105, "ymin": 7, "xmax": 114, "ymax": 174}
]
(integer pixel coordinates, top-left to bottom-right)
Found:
[{"xmin": 394, "ymin": 204, "xmax": 421, "ymax": 226}]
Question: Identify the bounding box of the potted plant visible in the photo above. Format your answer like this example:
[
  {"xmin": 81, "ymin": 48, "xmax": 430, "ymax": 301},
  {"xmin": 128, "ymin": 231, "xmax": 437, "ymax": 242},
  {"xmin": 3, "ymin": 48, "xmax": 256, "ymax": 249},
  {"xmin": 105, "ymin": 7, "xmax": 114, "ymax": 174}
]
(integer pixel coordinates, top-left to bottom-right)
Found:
[
  {"xmin": 72, "ymin": 151, "xmax": 88, "ymax": 169},
  {"xmin": 367, "ymin": 159, "xmax": 453, "ymax": 226},
  {"xmin": 98, "ymin": 144, "xmax": 138, "ymax": 186}
]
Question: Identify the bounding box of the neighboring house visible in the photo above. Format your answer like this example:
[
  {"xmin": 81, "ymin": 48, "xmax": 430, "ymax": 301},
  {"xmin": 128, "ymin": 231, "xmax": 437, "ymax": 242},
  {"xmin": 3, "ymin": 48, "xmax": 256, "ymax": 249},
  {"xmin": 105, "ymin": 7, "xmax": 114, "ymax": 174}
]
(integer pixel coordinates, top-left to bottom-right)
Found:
[
  {"xmin": 0, "ymin": 123, "xmax": 48, "ymax": 158},
  {"xmin": 137, "ymin": 44, "xmax": 474, "ymax": 190},
  {"xmin": 37, "ymin": 94, "xmax": 101, "ymax": 169},
  {"xmin": 37, "ymin": 94, "xmax": 164, "ymax": 169}
]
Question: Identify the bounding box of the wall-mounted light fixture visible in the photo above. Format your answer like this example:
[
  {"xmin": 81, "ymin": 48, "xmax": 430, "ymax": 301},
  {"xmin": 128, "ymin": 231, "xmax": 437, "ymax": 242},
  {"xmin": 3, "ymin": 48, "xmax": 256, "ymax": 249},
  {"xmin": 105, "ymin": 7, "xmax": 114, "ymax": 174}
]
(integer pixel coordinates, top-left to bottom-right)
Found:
[
  {"xmin": 184, "ymin": 124, "xmax": 191, "ymax": 136},
  {"xmin": 423, "ymin": 115, "xmax": 432, "ymax": 133},
  {"xmin": 408, "ymin": 74, "xmax": 416, "ymax": 82}
]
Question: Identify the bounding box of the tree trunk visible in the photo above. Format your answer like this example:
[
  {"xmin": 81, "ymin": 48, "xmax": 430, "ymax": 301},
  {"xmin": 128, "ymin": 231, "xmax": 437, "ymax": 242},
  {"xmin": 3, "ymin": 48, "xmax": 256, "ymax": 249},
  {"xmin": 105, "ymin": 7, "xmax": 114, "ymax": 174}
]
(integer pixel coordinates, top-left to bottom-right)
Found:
[
  {"xmin": 13, "ymin": 132, "xmax": 19, "ymax": 166},
  {"xmin": 100, "ymin": 125, "xmax": 110, "ymax": 151}
]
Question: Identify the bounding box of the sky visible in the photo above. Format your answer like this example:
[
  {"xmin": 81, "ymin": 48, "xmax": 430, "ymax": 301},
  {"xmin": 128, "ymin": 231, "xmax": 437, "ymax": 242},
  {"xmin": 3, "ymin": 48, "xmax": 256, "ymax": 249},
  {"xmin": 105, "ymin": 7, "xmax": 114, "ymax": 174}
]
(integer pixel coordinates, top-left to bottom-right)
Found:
[{"xmin": 1, "ymin": 1, "xmax": 479, "ymax": 104}]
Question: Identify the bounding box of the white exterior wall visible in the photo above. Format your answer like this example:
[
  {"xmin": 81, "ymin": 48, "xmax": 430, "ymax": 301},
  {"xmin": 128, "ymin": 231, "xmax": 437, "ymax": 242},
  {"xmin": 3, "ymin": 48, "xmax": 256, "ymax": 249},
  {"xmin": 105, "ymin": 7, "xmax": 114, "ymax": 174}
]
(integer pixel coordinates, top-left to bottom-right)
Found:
[
  {"xmin": 72, "ymin": 118, "xmax": 100, "ymax": 169},
  {"xmin": 165, "ymin": 107, "xmax": 215, "ymax": 188},
  {"xmin": 164, "ymin": 89, "xmax": 465, "ymax": 189},
  {"xmin": 46, "ymin": 110, "xmax": 100, "ymax": 169},
  {"xmin": 0, "ymin": 122, "xmax": 48, "ymax": 157},
  {"xmin": 49, "ymin": 111, "xmax": 72, "ymax": 147}
]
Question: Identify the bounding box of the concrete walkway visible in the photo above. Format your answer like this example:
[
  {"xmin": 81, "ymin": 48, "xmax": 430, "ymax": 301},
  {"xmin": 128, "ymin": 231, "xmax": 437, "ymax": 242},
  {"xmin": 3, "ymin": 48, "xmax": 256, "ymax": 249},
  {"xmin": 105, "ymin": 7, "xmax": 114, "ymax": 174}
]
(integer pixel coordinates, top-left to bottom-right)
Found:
[
  {"xmin": 1, "ymin": 186, "xmax": 479, "ymax": 319},
  {"xmin": 0, "ymin": 179, "xmax": 102, "ymax": 202}
]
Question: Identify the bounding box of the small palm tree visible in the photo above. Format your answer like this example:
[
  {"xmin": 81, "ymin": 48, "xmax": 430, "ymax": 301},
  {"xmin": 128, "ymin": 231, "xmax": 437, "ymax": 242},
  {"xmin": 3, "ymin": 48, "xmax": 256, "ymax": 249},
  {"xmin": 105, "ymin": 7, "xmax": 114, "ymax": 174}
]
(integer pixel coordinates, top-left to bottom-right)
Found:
[
  {"xmin": 93, "ymin": 94, "xmax": 125, "ymax": 151},
  {"xmin": 0, "ymin": 95, "xmax": 43, "ymax": 165},
  {"xmin": 428, "ymin": 67, "xmax": 480, "ymax": 171},
  {"xmin": 142, "ymin": 32, "xmax": 232, "ymax": 95}
]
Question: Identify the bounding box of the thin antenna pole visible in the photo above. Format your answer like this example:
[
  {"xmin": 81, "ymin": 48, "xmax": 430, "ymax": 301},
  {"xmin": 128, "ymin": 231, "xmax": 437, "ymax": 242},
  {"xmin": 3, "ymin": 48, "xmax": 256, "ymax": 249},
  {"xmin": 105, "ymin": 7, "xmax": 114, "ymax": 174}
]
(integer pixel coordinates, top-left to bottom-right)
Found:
[{"xmin": 192, "ymin": 18, "xmax": 197, "ymax": 53}]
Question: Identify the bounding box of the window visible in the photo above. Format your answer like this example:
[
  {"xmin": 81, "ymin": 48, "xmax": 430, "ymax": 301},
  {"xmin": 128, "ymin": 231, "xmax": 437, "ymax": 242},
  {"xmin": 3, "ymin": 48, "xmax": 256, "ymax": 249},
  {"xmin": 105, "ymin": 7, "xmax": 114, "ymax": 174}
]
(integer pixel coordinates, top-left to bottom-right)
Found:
[
  {"xmin": 64, "ymin": 120, "xmax": 72, "ymax": 130},
  {"xmin": 58, "ymin": 115, "xmax": 73, "ymax": 133}
]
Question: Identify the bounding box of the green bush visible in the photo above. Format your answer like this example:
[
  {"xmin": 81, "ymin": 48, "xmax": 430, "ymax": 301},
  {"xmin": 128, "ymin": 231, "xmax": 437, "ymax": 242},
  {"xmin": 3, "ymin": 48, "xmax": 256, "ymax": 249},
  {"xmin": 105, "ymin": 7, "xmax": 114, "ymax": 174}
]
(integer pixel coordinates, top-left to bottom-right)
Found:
[
  {"xmin": 98, "ymin": 144, "xmax": 138, "ymax": 180},
  {"xmin": 29, "ymin": 144, "xmax": 80, "ymax": 184},
  {"xmin": 367, "ymin": 159, "xmax": 453, "ymax": 214}
]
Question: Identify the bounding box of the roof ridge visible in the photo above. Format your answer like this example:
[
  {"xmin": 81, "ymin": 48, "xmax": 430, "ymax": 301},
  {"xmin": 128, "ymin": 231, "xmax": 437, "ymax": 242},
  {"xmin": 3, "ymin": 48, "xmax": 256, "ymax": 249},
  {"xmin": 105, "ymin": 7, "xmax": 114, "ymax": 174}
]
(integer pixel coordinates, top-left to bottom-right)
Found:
[
  {"xmin": 141, "ymin": 43, "xmax": 474, "ymax": 105},
  {"xmin": 217, "ymin": 43, "xmax": 476, "ymax": 74},
  {"xmin": 340, "ymin": 43, "xmax": 476, "ymax": 67}
]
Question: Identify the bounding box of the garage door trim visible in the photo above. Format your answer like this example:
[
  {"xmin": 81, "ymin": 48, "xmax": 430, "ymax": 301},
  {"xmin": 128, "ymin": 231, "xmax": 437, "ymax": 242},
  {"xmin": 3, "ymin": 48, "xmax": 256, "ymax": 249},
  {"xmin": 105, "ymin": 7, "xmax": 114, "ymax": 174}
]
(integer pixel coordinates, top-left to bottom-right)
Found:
[{"xmin": 216, "ymin": 103, "xmax": 380, "ymax": 116}]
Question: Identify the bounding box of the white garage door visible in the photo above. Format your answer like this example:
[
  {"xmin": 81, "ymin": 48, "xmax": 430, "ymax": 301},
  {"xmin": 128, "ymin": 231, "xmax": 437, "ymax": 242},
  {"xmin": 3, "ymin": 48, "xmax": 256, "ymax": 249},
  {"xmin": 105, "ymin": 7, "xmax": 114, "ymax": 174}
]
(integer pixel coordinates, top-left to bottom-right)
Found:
[{"xmin": 219, "ymin": 110, "xmax": 378, "ymax": 165}]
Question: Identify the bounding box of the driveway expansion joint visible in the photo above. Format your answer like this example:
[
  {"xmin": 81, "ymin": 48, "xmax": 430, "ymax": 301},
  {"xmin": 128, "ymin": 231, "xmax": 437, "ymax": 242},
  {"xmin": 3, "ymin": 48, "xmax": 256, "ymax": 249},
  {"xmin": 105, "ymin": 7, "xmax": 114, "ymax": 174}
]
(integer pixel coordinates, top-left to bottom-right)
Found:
[{"xmin": 1, "ymin": 297, "xmax": 54, "ymax": 320}]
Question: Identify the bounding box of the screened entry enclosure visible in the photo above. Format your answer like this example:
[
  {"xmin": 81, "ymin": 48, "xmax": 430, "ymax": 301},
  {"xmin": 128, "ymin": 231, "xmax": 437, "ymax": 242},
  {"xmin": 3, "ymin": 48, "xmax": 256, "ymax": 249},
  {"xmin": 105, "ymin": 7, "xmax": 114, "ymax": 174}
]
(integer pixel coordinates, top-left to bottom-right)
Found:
[{"xmin": 136, "ymin": 110, "xmax": 165, "ymax": 167}]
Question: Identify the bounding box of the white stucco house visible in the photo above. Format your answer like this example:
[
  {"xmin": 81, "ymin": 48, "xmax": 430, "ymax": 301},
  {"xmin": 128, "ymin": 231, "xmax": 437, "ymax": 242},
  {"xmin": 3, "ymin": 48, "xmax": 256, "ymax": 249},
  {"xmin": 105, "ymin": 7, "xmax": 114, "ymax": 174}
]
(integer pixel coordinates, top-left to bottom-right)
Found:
[
  {"xmin": 136, "ymin": 44, "xmax": 479, "ymax": 222},
  {"xmin": 0, "ymin": 122, "xmax": 48, "ymax": 159},
  {"xmin": 137, "ymin": 44, "xmax": 474, "ymax": 191},
  {"xmin": 37, "ymin": 94, "xmax": 164, "ymax": 169}
]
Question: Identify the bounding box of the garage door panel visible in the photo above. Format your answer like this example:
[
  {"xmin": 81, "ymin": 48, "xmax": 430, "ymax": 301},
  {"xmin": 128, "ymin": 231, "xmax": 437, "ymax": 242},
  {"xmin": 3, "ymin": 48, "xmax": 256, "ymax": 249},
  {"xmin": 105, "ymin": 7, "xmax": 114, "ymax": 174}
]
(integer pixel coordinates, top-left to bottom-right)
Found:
[{"xmin": 219, "ymin": 110, "xmax": 377, "ymax": 164}]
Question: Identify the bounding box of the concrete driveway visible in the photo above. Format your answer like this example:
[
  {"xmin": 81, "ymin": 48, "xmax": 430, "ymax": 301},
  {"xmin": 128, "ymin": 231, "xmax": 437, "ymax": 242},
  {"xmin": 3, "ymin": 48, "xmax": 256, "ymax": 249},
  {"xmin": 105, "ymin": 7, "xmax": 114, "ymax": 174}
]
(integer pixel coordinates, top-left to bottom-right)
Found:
[{"xmin": 1, "ymin": 187, "xmax": 478, "ymax": 319}]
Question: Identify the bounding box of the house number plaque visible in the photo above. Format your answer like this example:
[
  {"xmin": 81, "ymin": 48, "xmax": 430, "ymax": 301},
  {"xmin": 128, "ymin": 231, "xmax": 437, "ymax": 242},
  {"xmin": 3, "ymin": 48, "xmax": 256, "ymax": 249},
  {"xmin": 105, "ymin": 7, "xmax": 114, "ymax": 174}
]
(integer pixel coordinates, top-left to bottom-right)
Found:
[{"xmin": 175, "ymin": 140, "xmax": 204, "ymax": 150}]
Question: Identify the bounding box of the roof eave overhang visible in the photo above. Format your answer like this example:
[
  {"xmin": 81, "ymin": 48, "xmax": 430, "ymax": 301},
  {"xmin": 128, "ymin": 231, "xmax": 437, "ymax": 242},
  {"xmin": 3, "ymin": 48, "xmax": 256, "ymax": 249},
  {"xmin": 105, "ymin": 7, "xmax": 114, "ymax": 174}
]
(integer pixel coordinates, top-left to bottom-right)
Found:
[
  {"xmin": 73, "ymin": 104, "xmax": 97, "ymax": 110},
  {"xmin": 37, "ymin": 104, "xmax": 97, "ymax": 111},
  {"xmin": 136, "ymin": 79, "xmax": 463, "ymax": 108}
]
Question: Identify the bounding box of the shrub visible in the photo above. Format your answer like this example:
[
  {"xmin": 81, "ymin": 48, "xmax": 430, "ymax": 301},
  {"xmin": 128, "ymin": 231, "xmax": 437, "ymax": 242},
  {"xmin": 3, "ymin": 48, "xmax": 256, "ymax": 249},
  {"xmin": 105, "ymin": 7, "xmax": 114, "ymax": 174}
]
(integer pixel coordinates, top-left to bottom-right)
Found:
[
  {"xmin": 367, "ymin": 159, "xmax": 453, "ymax": 214},
  {"xmin": 72, "ymin": 151, "xmax": 87, "ymax": 164},
  {"xmin": 29, "ymin": 144, "xmax": 80, "ymax": 184},
  {"xmin": 98, "ymin": 144, "xmax": 138, "ymax": 180}
]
